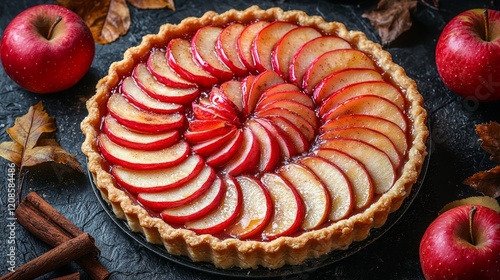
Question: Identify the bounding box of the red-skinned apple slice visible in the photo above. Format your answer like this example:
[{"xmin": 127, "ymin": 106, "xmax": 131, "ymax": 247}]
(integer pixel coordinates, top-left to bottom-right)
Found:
[
  {"xmin": 137, "ymin": 165, "xmax": 215, "ymax": 209},
  {"xmin": 263, "ymin": 115, "xmax": 309, "ymax": 154},
  {"xmin": 186, "ymin": 176, "xmax": 242, "ymax": 235},
  {"xmin": 147, "ymin": 49, "xmax": 197, "ymax": 89},
  {"xmin": 300, "ymin": 156, "xmax": 354, "ymax": 222},
  {"xmin": 256, "ymin": 99, "xmax": 319, "ymax": 129},
  {"xmin": 103, "ymin": 115, "xmax": 179, "ymax": 150},
  {"xmin": 99, "ymin": 134, "xmax": 189, "ymax": 170},
  {"xmin": 222, "ymin": 126, "xmax": 260, "ymax": 176},
  {"xmin": 289, "ymin": 36, "xmax": 352, "ymax": 87},
  {"xmin": 247, "ymin": 119, "xmax": 280, "ymax": 172},
  {"xmin": 272, "ymin": 26, "xmax": 322, "ymax": 79},
  {"xmin": 302, "ymin": 49, "xmax": 376, "ymax": 94},
  {"xmin": 185, "ymin": 121, "xmax": 236, "ymax": 144},
  {"xmin": 252, "ymin": 21, "xmax": 298, "ymax": 72},
  {"xmin": 321, "ymin": 114, "xmax": 408, "ymax": 156},
  {"xmin": 321, "ymin": 127, "xmax": 401, "ymax": 168},
  {"xmin": 192, "ymin": 100, "xmax": 240, "ymax": 124},
  {"xmin": 260, "ymin": 173, "xmax": 304, "ymax": 240},
  {"xmin": 166, "ymin": 38, "xmax": 218, "ymax": 87},
  {"xmin": 220, "ymin": 80, "xmax": 244, "ymax": 112},
  {"xmin": 237, "ymin": 21, "xmax": 270, "ymax": 73},
  {"xmin": 107, "ymin": 93, "xmax": 185, "ymax": 133},
  {"xmin": 243, "ymin": 70, "xmax": 284, "ymax": 116},
  {"xmin": 255, "ymin": 118, "xmax": 296, "ymax": 159},
  {"xmin": 216, "ymin": 23, "xmax": 248, "ymax": 76},
  {"xmin": 191, "ymin": 26, "xmax": 233, "ymax": 81},
  {"xmin": 320, "ymin": 138, "xmax": 395, "ymax": 194},
  {"xmin": 121, "ymin": 76, "xmax": 184, "ymax": 114},
  {"xmin": 112, "ymin": 155, "xmax": 205, "ymax": 193},
  {"xmin": 313, "ymin": 68, "xmax": 384, "ymax": 104},
  {"xmin": 227, "ymin": 175, "xmax": 273, "ymax": 239},
  {"xmin": 198, "ymin": 97, "xmax": 240, "ymax": 124},
  {"xmin": 321, "ymin": 95, "xmax": 408, "ymax": 132},
  {"xmin": 315, "ymin": 148, "xmax": 374, "ymax": 209},
  {"xmin": 280, "ymin": 163, "xmax": 330, "ymax": 230},
  {"xmin": 161, "ymin": 176, "xmax": 225, "ymax": 224},
  {"xmin": 205, "ymin": 129, "xmax": 244, "ymax": 167},
  {"xmin": 209, "ymin": 87, "xmax": 242, "ymax": 119},
  {"xmin": 133, "ymin": 63, "xmax": 199, "ymax": 105},
  {"xmin": 256, "ymin": 90, "xmax": 314, "ymax": 111},
  {"xmin": 192, "ymin": 128, "xmax": 237, "ymax": 157},
  {"xmin": 256, "ymin": 107, "xmax": 315, "ymax": 141},
  {"xmin": 319, "ymin": 81, "xmax": 405, "ymax": 115}
]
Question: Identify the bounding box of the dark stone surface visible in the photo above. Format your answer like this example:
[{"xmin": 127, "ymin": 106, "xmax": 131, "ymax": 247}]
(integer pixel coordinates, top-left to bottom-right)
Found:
[{"xmin": 1, "ymin": 0, "xmax": 500, "ymax": 279}]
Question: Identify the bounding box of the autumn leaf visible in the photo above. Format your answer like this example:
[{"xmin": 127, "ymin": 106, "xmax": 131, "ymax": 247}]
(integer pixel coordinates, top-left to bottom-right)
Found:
[
  {"xmin": 475, "ymin": 121, "xmax": 500, "ymax": 162},
  {"xmin": 56, "ymin": 0, "xmax": 175, "ymax": 44},
  {"xmin": 0, "ymin": 102, "xmax": 83, "ymax": 173},
  {"xmin": 362, "ymin": 0, "xmax": 418, "ymax": 46}
]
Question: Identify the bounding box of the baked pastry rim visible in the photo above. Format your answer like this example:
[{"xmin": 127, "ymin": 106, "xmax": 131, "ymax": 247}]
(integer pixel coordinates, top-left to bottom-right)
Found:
[{"xmin": 81, "ymin": 5, "xmax": 429, "ymax": 269}]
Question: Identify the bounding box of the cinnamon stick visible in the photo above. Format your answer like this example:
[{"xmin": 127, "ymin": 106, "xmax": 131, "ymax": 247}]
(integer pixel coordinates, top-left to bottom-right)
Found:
[
  {"xmin": 14, "ymin": 192, "xmax": 110, "ymax": 280},
  {"xmin": 0, "ymin": 233, "xmax": 97, "ymax": 280},
  {"xmin": 51, "ymin": 272, "xmax": 81, "ymax": 280}
]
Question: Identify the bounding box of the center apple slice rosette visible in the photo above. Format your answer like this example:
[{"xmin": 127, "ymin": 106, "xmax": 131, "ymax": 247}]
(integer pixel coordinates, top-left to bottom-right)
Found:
[{"xmin": 81, "ymin": 6, "xmax": 428, "ymax": 269}]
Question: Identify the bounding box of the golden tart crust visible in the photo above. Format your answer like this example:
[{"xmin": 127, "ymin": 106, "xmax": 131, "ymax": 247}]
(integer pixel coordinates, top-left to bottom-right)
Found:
[{"xmin": 81, "ymin": 6, "xmax": 428, "ymax": 269}]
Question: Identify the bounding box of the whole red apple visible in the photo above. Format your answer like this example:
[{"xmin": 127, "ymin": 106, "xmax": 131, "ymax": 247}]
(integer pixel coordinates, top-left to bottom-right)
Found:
[
  {"xmin": 435, "ymin": 9, "xmax": 500, "ymax": 102},
  {"xmin": 0, "ymin": 4, "xmax": 95, "ymax": 94},
  {"xmin": 419, "ymin": 204, "xmax": 500, "ymax": 280}
]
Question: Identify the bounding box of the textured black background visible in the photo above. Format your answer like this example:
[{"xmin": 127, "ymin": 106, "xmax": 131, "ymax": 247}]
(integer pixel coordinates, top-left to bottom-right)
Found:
[{"xmin": 1, "ymin": 0, "xmax": 500, "ymax": 279}]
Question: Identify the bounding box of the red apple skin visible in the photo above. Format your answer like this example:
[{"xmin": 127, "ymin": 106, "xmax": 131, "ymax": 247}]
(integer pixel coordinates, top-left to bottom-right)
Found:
[
  {"xmin": 1, "ymin": 4, "xmax": 95, "ymax": 94},
  {"xmin": 435, "ymin": 9, "xmax": 500, "ymax": 102},
  {"xmin": 419, "ymin": 205, "xmax": 500, "ymax": 280}
]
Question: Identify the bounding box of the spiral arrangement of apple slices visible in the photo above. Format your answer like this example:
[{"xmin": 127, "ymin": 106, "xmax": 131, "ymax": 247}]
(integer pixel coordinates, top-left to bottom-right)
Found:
[{"xmin": 97, "ymin": 20, "xmax": 409, "ymax": 240}]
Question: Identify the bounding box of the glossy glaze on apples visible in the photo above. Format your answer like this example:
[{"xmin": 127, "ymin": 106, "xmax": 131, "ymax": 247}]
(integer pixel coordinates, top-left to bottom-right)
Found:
[{"xmin": 82, "ymin": 6, "xmax": 428, "ymax": 269}]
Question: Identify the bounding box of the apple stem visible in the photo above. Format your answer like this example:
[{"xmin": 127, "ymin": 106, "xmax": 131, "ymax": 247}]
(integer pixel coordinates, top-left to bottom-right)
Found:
[
  {"xmin": 483, "ymin": 9, "xmax": 490, "ymax": 42},
  {"xmin": 469, "ymin": 205, "xmax": 477, "ymax": 245},
  {"xmin": 47, "ymin": 16, "xmax": 63, "ymax": 40}
]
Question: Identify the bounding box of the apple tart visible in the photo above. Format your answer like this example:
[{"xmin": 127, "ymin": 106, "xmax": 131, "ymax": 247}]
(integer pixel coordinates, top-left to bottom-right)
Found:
[{"xmin": 81, "ymin": 6, "xmax": 428, "ymax": 269}]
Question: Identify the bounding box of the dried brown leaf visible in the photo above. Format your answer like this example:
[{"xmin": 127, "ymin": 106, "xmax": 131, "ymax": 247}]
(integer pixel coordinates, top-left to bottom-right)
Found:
[
  {"xmin": 464, "ymin": 165, "xmax": 500, "ymax": 199},
  {"xmin": 362, "ymin": 0, "xmax": 417, "ymax": 46},
  {"xmin": 476, "ymin": 121, "xmax": 500, "ymax": 162},
  {"xmin": 0, "ymin": 102, "xmax": 83, "ymax": 172},
  {"xmin": 128, "ymin": 0, "xmax": 175, "ymax": 10}
]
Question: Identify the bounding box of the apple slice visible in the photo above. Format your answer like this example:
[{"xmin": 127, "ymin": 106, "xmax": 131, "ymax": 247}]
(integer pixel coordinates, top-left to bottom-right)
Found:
[
  {"xmin": 321, "ymin": 114, "xmax": 408, "ymax": 157},
  {"xmin": 226, "ymin": 175, "xmax": 273, "ymax": 239},
  {"xmin": 302, "ymin": 49, "xmax": 377, "ymax": 94},
  {"xmin": 133, "ymin": 63, "xmax": 199, "ymax": 105},
  {"xmin": 256, "ymin": 99, "xmax": 318, "ymax": 129},
  {"xmin": 198, "ymin": 97, "xmax": 240, "ymax": 124},
  {"xmin": 192, "ymin": 100, "xmax": 240, "ymax": 124},
  {"xmin": 99, "ymin": 134, "xmax": 189, "ymax": 170},
  {"xmin": 319, "ymin": 81, "xmax": 405, "ymax": 116},
  {"xmin": 260, "ymin": 173, "xmax": 304, "ymax": 240},
  {"xmin": 222, "ymin": 126, "xmax": 260, "ymax": 176},
  {"xmin": 279, "ymin": 163, "xmax": 330, "ymax": 230},
  {"xmin": 147, "ymin": 49, "xmax": 197, "ymax": 89},
  {"xmin": 315, "ymin": 148, "xmax": 373, "ymax": 209},
  {"xmin": 252, "ymin": 21, "xmax": 298, "ymax": 72},
  {"xmin": 205, "ymin": 128, "xmax": 244, "ymax": 167},
  {"xmin": 300, "ymin": 156, "xmax": 354, "ymax": 222},
  {"xmin": 247, "ymin": 119, "xmax": 280, "ymax": 172},
  {"xmin": 320, "ymin": 138, "xmax": 395, "ymax": 194},
  {"xmin": 107, "ymin": 93, "xmax": 185, "ymax": 133},
  {"xmin": 321, "ymin": 127, "xmax": 401, "ymax": 168},
  {"xmin": 191, "ymin": 129, "xmax": 237, "ymax": 157},
  {"xmin": 220, "ymin": 80, "xmax": 244, "ymax": 112},
  {"xmin": 186, "ymin": 176, "xmax": 242, "ymax": 235},
  {"xmin": 166, "ymin": 38, "xmax": 218, "ymax": 87},
  {"xmin": 137, "ymin": 165, "xmax": 215, "ymax": 209},
  {"xmin": 243, "ymin": 70, "xmax": 284, "ymax": 116},
  {"xmin": 256, "ymin": 90, "xmax": 314, "ymax": 111},
  {"xmin": 103, "ymin": 115, "xmax": 179, "ymax": 150},
  {"xmin": 161, "ymin": 176, "xmax": 225, "ymax": 224},
  {"xmin": 121, "ymin": 76, "xmax": 184, "ymax": 114},
  {"xmin": 216, "ymin": 23, "xmax": 248, "ymax": 76},
  {"xmin": 321, "ymin": 95, "xmax": 407, "ymax": 132},
  {"xmin": 263, "ymin": 115, "xmax": 309, "ymax": 154},
  {"xmin": 258, "ymin": 83, "xmax": 300, "ymax": 99},
  {"xmin": 191, "ymin": 26, "xmax": 233, "ymax": 81},
  {"xmin": 237, "ymin": 21, "xmax": 270, "ymax": 73},
  {"xmin": 112, "ymin": 155, "xmax": 205, "ymax": 193},
  {"xmin": 272, "ymin": 26, "xmax": 322, "ymax": 79},
  {"xmin": 289, "ymin": 36, "xmax": 352, "ymax": 87},
  {"xmin": 185, "ymin": 121, "xmax": 236, "ymax": 144},
  {"xmin": 255, "ymin": 118, "xmax": 297, "ymax": 159},
  {"xmin": 313, "ymin": 68, "xmax": 384, "ymax": 104},
  {"xmin": 256, "ymin": 107, "xmax": 315, "ymax": 141},
  {"xmin": 209, "ymin": 87, "xmax": 242, "ymax": 118}
]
